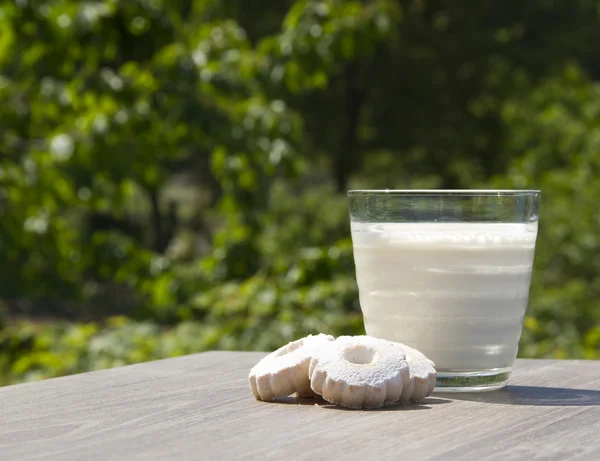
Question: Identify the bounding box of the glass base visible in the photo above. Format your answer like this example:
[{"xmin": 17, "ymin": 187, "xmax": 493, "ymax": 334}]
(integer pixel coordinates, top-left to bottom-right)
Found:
[{"xmin": 433, "ymin": 368, "xmax": 511, "ymax": 393}]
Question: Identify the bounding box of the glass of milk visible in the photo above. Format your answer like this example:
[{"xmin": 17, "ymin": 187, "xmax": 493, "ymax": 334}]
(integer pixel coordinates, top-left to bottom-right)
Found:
[{"xmin": 348, "ymin": 190, "xmax": 540, "ymax": 392}]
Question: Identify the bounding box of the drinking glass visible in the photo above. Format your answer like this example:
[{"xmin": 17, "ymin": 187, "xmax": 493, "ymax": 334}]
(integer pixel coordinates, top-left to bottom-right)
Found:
[{"xmin": 348, "ymin": 190, "xmax": 541, "ymax": 391}]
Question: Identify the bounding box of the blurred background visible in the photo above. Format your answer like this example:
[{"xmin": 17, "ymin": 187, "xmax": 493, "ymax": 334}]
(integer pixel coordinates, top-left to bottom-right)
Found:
[{"xmin": 0, "ymin": 0, "xmax": 599, "ymax": 386}]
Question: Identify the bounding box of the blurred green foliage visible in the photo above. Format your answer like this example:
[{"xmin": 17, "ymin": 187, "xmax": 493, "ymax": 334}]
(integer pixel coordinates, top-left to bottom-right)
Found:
[{"xmin": 0, "ymin": 0, "xmax": 599, "ymax": 385}]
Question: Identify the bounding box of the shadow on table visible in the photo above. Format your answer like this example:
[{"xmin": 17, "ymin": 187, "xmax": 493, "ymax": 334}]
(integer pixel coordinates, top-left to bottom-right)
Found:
[
  {"xmin": 275, "ymin": 396, "xmax": 452, "ymax": 411},
  {"xmin": 438, "ymin": 385, "xmax": 600, "ymax": 406}
]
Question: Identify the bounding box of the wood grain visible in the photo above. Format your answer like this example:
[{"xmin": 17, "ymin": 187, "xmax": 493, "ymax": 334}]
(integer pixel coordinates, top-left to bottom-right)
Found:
[{"xmin": 1, "ymin": 353, "xmax": 599, "ymax": 460}]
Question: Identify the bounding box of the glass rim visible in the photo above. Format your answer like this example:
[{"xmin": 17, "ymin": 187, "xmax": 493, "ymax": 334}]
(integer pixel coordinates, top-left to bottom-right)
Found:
[{"xmin": 348, "ymin": 189, "xmax": 540, "ymax": 196}]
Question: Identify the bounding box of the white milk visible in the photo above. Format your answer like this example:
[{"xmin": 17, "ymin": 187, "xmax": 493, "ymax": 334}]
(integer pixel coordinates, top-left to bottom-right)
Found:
[{"xmin": 351, "ymin": 222, "xmax": 538, "ymax": 371}]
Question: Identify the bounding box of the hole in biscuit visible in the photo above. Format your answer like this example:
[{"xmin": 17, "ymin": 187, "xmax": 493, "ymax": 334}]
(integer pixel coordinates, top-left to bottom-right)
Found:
[
  {"xmin": 273, "ymin": 339, "xmax": 304, "ymax": 357},
  {"xmin": 344, "ymin": 345, "xmax": 376, "ymax": 365}
]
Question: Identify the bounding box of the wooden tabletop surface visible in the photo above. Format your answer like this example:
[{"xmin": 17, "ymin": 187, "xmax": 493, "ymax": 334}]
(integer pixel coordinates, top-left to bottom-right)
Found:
[{"xmin": 0, "ymin": 352, "xmax": 599, "ymax": 460}]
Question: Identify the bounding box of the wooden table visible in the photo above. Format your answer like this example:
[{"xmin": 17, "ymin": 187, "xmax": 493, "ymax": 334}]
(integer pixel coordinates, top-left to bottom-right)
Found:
[{"xmin": 1, "ymin": 352, "xmax": 599, "ymax": 460}]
